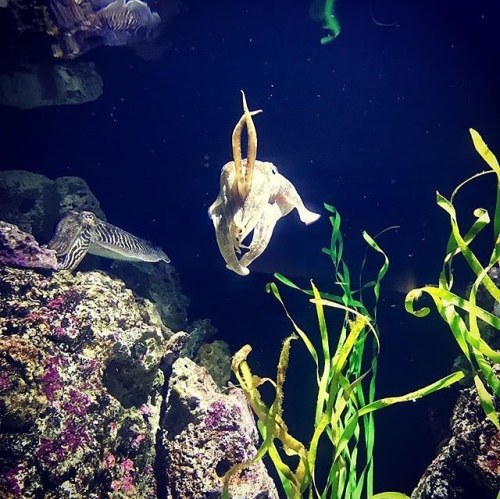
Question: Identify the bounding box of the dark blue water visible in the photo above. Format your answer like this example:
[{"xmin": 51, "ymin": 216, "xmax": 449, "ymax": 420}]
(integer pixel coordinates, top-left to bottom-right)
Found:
[{"xmin": 2, "ymin": 0, "xmax": 499, "ymax": 494}]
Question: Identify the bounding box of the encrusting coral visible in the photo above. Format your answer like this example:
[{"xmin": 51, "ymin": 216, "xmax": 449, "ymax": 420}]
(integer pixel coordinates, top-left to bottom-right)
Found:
[
  {"xmin": 0, "ymin": 265, "xmax": 169, "ymax": 497},
  {"xmin": 161, "ymin": 357, "xmax": 278, "ymax": 498},
  {"xmin": 0, "ymin": 221, "xmax": 58, "ymax": 270}
]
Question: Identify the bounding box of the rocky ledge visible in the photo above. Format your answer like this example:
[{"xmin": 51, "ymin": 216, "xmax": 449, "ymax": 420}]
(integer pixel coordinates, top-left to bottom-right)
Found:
[{"xmin": 0, "ymin": 262, "xmax": 276, "ymax": 497}]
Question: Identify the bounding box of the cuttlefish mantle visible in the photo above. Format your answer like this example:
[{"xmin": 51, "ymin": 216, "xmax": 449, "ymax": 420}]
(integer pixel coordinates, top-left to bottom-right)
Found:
[
  {"xmin": 48, "ymin": 210, "xmax": 170, "ymax": 270},
  {"xmin": 208, "ymin": 91, "xmax": 320, "ymax": 276}
]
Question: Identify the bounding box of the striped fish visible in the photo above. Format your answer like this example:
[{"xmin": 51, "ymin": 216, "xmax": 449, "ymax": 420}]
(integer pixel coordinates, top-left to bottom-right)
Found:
[{"xmin": 48, "ymin": 211, "xmax": 170, "ymax": 270}]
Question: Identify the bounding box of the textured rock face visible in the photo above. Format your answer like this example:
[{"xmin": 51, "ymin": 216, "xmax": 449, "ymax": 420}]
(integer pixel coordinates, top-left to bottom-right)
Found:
[
  {"xmin": 0, "ymin": 170, "xmax": 105, "ymax": 243},
  {"xmin": 0, "ymin": 221, "xmax": 58, "ymax": 269},
  {"xmin": 0, "ymin": 168, "xmax": 277, "ymax": 495},
  {"xmin": 0, "ymin": 260, "xmax": 277, "ymax": 497},
  {"xmin": 110, "ymin": 260, "xmax": 189, "ymax": 332},
  {"xmin": 195, "ymin": 339, "xmax": 231, "ymax": 389},
  {"xmin": 0, "ymin": 266, "xmax": 170, "ymax": 497},
  {"xmin": 0, "ymin": 62, "xmax": 103, "ymax": 109},
  {"xmin": 162, "ymin": 357, "xmax": 278, "ymax": 499},
  {"xmin": 412, "ymin": 372, "xmax": 500, "ymax": 499}
]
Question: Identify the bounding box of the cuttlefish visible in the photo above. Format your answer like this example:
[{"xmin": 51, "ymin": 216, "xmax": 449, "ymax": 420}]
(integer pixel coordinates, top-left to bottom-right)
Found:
[
  {"xmin": 208, "ymin": 91, "xmax": 320, "ymax": 276},
  {"xmin": 48, "ymin": 210, "xmax": 170, "ymax": 270}
]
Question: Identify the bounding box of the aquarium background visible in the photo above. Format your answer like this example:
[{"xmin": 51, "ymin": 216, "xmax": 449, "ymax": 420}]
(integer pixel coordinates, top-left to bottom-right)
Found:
[{"xmin": 1, "ymin": 0, "xmax": 499, "ymax": 494}]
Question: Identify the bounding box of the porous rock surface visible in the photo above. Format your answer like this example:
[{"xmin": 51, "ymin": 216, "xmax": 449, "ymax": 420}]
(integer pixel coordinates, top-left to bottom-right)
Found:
[
  {"xmin": 0, "ymin": 265, "xmax": 170, "ymax": 497},
  {"xmin": 0, "ymin": 258, "xmax": 277, "ymax": 497},
  {"xmin": 162, "ymin": 357, "xmax": 279, "ymax": 499},
  {"xmin": 110, "ymin": 260, "xmax": 189, "ymax": 332},
  {"xmin": 0, "ymin": 170, "xmax": 105, "ymax": 243},
  {"xmin": 195, "ymin": 339, "xmax": 232, "ymax": 389},
  {"xmin": 0, "ymin": 62, "xmax": 103, "ymax": 109},
  {"xmin": 0, "ymin": 221, "xmax": 57, "ymax": 269},
  {"xmin": 412, "ymin": 369, "xmax": 500, "ymax": 499}
]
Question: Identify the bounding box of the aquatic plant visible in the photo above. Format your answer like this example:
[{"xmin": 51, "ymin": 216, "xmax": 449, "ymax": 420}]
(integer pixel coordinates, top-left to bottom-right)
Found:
[
  {"xmin": 405, "ymin": 129, "xmax": 500, "ymax": 430},
  {"xmin": 309, "ymin": 0, "xmax": 341, "ymax": 44},
  {"xmin": 223, "ymin": 204, "xmax": 464, "ymax": 498}
]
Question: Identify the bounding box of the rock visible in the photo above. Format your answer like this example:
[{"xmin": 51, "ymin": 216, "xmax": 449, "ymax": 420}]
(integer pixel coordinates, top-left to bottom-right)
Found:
[
  {"xmin": 0, "ymin": 62, "xmax": 103, "ymax": 108},
  {"xmin": 412, "ymin": 368, "xmax": 500, "ymax": 499},
  {"xmin": 0, "ymin": 170, "xmax": 105, "ymax": 243},
  {"xmin": 1, "ymin": 0, "xmax": 48, "ymax": 34},
  {"xmin": 0, "ymin": 262, "xmax": 265, "ymax": 497},
  {"xmin": 183, "ymin": 318, "xmax": 217, "ymax": 359},
  {"xmin": 162, "ymin": 332, "xmax": 189, "ymax": 370},
  {"xmin": 161, "ymin": 357, "xmax": 278, "ymax": 498},
  {"xmin": 195, "ymin": 339, "xmax": 231, "ymax": 389},
  {"xmin": 0, "ymin": 265, "xmax": 171, "ymax": 497},
  {"xmin": 0, "ymin": 221, "xmax": 57, "ymax": 269},
  {"xmin": 110, "ymin": 260, "xmax": 189, "ymax": 332},
  {"xmin": 54, "ymin": 176, "xmax": 104, "ymax": 220}
]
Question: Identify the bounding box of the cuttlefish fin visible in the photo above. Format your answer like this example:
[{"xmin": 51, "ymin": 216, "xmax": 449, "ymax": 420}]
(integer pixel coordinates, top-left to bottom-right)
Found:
[
  {"xmin": 231, "ymin": 90, "xmax": 262, "ymax": 201},
  {"xmin": 274, "ymin": 175, "xmax": 321, "ymax": 225}
]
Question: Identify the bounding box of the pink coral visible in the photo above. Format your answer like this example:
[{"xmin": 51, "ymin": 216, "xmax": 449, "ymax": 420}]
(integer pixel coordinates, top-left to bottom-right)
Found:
[
  {"xmin": 131, "ymin": 433, "xmax": 146, "ymax": 449},
  {"xmin": 111, "ymin": 459, "xmax": 136, "ymax": 493},
  {"xmin": 121, "ymin": 459, "xmax": 134, "ymax": 472},
  {"xmin": 139, "ymin": 404, "xmax": 151, "ymax": 416},
  {"xmin": 102, "ymin": 453, "xmax": 116, "ymax": 470}
]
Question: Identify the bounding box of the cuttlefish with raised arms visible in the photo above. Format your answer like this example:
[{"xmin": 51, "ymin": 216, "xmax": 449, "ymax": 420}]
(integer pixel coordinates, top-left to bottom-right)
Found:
[{"xmin": 208, "ymin": 91, "xmax": 320, "ymax": 276}]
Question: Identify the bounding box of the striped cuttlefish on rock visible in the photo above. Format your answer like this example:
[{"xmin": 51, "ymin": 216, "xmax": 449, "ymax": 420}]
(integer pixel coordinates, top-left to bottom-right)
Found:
[{"xmin": 48, "ymin": 210, "xmax": 169, "ymax": 270}]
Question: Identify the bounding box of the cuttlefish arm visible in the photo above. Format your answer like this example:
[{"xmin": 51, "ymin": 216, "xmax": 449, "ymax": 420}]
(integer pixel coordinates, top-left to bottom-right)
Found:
[
  {"xmin": 238, "ymin": 202, "xmax": 282, "ymax": 269},
  {"xmin": 231, "ymin": 91, "xmax": 262, "ymax": 202},
  {"xmin": 238, "ymin": 165, "xmax": 321, "ymax": 270},
  {"xmin": 208, "ymin": 159, "xmax": 274, "ymax": 274},
  {"xmin": 209, "ymin": 201, "xmax": 250, "ymax": 276},
  {"xmin": 230, "ymin": 160, "xmax": 274, "ymax": 246},
  {"xmin": 208, "ymin": 163, "xmax": 250, "ymax": 275},
  {"xmin": 48, "ymin": 211, "xmax": 97, "ymax": 270}
]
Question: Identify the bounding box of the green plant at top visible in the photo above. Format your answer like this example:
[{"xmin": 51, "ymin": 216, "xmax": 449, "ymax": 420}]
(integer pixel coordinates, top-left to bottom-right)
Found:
[
  {"xmin": 405, "ymin": 128, "xmax": 500, "ymax": 430},
  {"xmin": 310, "ymin": 0, "xmax": 342, "ymax": 44},
  {"xmin": 223, "ymin": 203, "xmax": 464, "ymax": 499}
]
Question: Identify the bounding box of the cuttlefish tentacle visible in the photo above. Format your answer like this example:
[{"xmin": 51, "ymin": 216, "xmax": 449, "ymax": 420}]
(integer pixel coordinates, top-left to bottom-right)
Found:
[
  {"xmin": 231, "ymin": 90, "xmax": 262, "ymax": 201},
  {"xmin": 238, "ymin": 202, "xmax": 282, "ymax": 269},
  {"xmin": 210, "ymin": 207, "xmax": 250, "ymax": 276},
  {"xmin": 47, "ymin": 210, "xmax": 96, "ymax": 256},
  {"xmin": 48, "ymin": 211, "xmax": 97, "ymax": 269}
]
